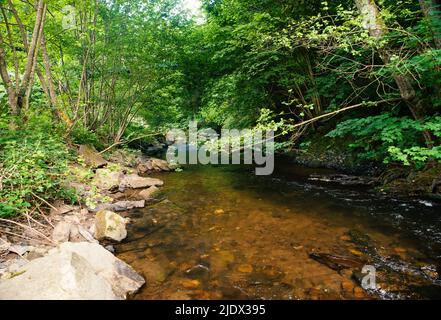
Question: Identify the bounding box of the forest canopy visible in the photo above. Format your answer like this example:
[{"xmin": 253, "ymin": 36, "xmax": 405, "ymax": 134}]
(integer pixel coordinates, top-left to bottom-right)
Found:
[{"xmin": 1, "ymin": 0, "xmax": 440, "ymax": 214}]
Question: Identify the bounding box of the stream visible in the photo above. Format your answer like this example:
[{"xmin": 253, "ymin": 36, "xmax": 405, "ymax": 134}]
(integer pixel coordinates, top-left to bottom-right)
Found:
[{"xmin": 116, "ymin": 158, "xmax": 441, "ymax": 300}]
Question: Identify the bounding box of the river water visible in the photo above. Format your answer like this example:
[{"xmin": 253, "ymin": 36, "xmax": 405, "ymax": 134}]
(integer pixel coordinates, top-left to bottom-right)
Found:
[{"xmin": 117, "ymin": 159, "xmax": 441, "ymax": 300}]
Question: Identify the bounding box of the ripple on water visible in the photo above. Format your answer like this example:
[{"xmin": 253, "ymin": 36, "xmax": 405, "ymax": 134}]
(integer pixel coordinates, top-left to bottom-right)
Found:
[{"xmin": 116, "ymin": 164, "xmax": 441, "ymax": 300}]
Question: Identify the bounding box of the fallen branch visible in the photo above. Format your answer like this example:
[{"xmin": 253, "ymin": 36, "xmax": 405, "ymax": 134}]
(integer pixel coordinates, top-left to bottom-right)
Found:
[
  {"xmin": 232, "ymin": 98, "xmax": 402, "ymax": 153},
  {"xmin": 99, "ymin": 133, "xmax": 163, "ymax": 155},
  {"xmin": 0, "ymin": 218, "xmax": 54, "ymax": 245},
  {"xmin": 0, "ymin": 229, "xmax": 50, "ymax": 245},
  {"xmin": 287, "ymin": 98, "xmax": 401, "ymax": 131}
]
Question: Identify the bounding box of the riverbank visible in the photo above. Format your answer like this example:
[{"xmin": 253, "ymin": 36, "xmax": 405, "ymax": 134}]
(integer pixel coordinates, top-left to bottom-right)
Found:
[
  {"xmin": 0, "ymin": 145, "xmax": 176, "ymax": 300},
  {"xmin": 283, "ymin": 136, "xmax": 441, "ymax": 201}
]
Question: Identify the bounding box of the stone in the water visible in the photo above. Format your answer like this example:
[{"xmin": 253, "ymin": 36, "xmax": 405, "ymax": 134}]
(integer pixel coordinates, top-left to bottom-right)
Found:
[
  {"xmin": 78, "ymin": 145, "xmax": 107, "ymax": 168},
  {"xmin": 121, "ymin": 174, "xmax": 164, "ymax": 189},
  {"xmin": 185, "ymin": 264, "xmax": 210, "ymax": 280},
  {"xmin": 237, "ymin": 264, "xmax": 253, "ymax": 273},
  {"xmin": 181, "ymin": 279, "xmax": 201, "ymax": 289},
  {"xmin": 105, "ymin": 245, "xmax": 115, "ymax": 253},
  {"xmin": 95, "ymin": 210, "xmax": 127, "ymax": 242},
  {"xmin": 139, "ymin": 186, "xmax": 160, "ymax": 200},
  {"xmin": 309, "ymin": 253, "xmax": 364, "ymax": 271}
]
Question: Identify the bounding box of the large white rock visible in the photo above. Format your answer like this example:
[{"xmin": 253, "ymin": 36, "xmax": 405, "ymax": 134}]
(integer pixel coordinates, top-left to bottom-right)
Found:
[
  {"xmin": 0, "ymin": 250, "xmax": 117, "ymax": 300},
  {"xmin": 95, "ymin": 210, "xmax": 127, "ymax": 242},
  {"xmin": 0, "ymin": 242, "xmax": 145, "ymax": 300}
]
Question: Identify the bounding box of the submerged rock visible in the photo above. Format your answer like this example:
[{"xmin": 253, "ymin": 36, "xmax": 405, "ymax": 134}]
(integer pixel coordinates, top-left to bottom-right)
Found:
[
  {"xmin": 309, "ymin": 253, "xmax": 365, "ymax": 271},
  {"xmin": 0, "ymin": 242, "xmax": 145, "ymax": 300},
  {"xmin": 95, "ymin": 210, "xmax": 128, "ymax": 242},
  {"xmin": 308, "ymin": 174, "xmax": 377, "ymax": 186}
]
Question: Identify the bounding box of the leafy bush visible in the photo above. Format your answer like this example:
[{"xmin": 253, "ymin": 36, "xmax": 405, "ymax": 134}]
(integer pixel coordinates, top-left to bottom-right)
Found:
[
  {"xmin": 70, "ymin": 125, "xmax": 103, "ymax": 149},
  {"xmin": 0, "ymin": 114, "xmax": 75, "ymax": 217},
  {"xmin": 327, "ymin": 114, "xmax": 441, "ymax": 168}
]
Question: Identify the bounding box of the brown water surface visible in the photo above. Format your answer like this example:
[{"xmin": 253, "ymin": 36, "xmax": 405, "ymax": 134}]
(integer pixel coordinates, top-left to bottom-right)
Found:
[{"xmin": 117, "ymin": 162, "xmax": 441, "ymax": 300}]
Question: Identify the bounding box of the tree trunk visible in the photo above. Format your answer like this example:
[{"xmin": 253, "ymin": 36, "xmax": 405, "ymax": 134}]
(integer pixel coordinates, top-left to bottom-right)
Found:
[
  {"xmin": 355, "ymin": 0, "xmax": 435, "ymax": 147},
  {"xmin": 0, "ymin": 32, "xmax": 18, "ymax": 115},
  {"xmin": 419, "ymin": 0, "xmax": 441, "ymax": 49},
  {"xmin": 16, "ymin": 0, "xmax": 47, "ymax": 114}
]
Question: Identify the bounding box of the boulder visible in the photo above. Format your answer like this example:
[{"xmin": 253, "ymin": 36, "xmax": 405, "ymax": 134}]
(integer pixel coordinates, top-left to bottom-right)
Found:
[
  {"xmin": 121, "ymin": 174, "xmax": 164, "ymax": 189},
  {"xmin": 137, "ymin": 158, "xmax": 177, "ymax": 174},
  {"xmin": 0, "ymin": 250, "xmax": 117, "ymax": 300},
  {"xmin": 0, "ymin": 242, "xmax": 145, "ymax": 300},
  {"xmin": 138, "ymin": 186, "xmax": 160, "ymax": 200},
  {"xmin": 137, "ymin": 162, "xmax": 154, "ymax": 174},
  {"xmin": 78, "ymin": 145, "xmax": 107, "ymax": 168},
  {"xmin": 57, "ymin": 243, "xmax": 145, "ymax": 298},
  {"xmin": 93, "ymin": 168, "xmax": 124, "ymax": 190},
  {"xmin": 95, "ymin": 210, "xmax": 127, "ymax": 242},
  {"xmin": 52, "ymin": 222, "xmax": 73, "ymax": 244}
]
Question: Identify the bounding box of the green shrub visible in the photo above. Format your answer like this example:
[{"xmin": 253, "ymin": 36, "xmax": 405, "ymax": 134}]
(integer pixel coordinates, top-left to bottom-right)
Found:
[
  {"xmin": 327, "ymin": 114, "xmax": 441, "ymax": 169},
  {"xmin": 0, "ymin": 114, "xmax": 76, "ymax": 217}
]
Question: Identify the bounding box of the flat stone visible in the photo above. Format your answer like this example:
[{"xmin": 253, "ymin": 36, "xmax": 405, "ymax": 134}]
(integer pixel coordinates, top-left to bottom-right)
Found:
[
  {"xmin": 121, "ymin": 174, "xmax": 164, "ymax": 189},
  {"xmin": 8, "ymin": 245, "xmax": 33, "ymax": 256},
  {"xmin": 92, "ymin": 200, "xmax": 146, "ymax": 212}
]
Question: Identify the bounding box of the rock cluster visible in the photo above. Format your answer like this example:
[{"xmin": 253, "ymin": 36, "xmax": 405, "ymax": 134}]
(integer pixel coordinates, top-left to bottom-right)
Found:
[{"xmin": 0, "ymin": 145, "xmax": 174, "ymax": 300}]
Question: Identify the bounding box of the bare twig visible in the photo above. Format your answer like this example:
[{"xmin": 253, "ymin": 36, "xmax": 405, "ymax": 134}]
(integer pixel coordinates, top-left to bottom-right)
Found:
[
  {"xmin": 0, "ymin": 218, "xmax": 54, "ymax": 245},
  {"xmin": 99, "ymin": 133, "xmax": 163, "ymax": 155}
]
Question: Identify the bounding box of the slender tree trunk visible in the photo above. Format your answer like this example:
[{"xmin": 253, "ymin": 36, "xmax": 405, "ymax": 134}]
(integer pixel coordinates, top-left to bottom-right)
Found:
[
  {"xmin": 419, "ymin": 0, "xmax": 441, "ymax": 49},
  {"xmin": 355, "ymin": 0, "xmax": 435, "ymax": 147},
  {"xmin": 17, "ymin": 0, "xmax": 47, "ymax": 114},
  {"xmin": 0, "ymin": 31, "xmax": 19, "ymax": 115}
]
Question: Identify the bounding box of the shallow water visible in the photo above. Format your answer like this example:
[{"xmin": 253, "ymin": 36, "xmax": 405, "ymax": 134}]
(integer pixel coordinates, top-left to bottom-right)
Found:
[{"xmin": 116, "ymin": 160, "xmax": 441, "ymax": 300}]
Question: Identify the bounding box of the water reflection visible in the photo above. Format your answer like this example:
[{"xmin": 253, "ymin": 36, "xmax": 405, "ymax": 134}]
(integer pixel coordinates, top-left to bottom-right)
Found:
[{"xmin": 117, "ymin": 162, "xmax": 441, "ymax": 300}]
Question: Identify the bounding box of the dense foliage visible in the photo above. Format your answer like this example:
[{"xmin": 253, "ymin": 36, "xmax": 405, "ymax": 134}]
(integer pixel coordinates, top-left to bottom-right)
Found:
[{"xmin": 0, "ymin": 0, "xmax": 440, "ymax": 216}]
